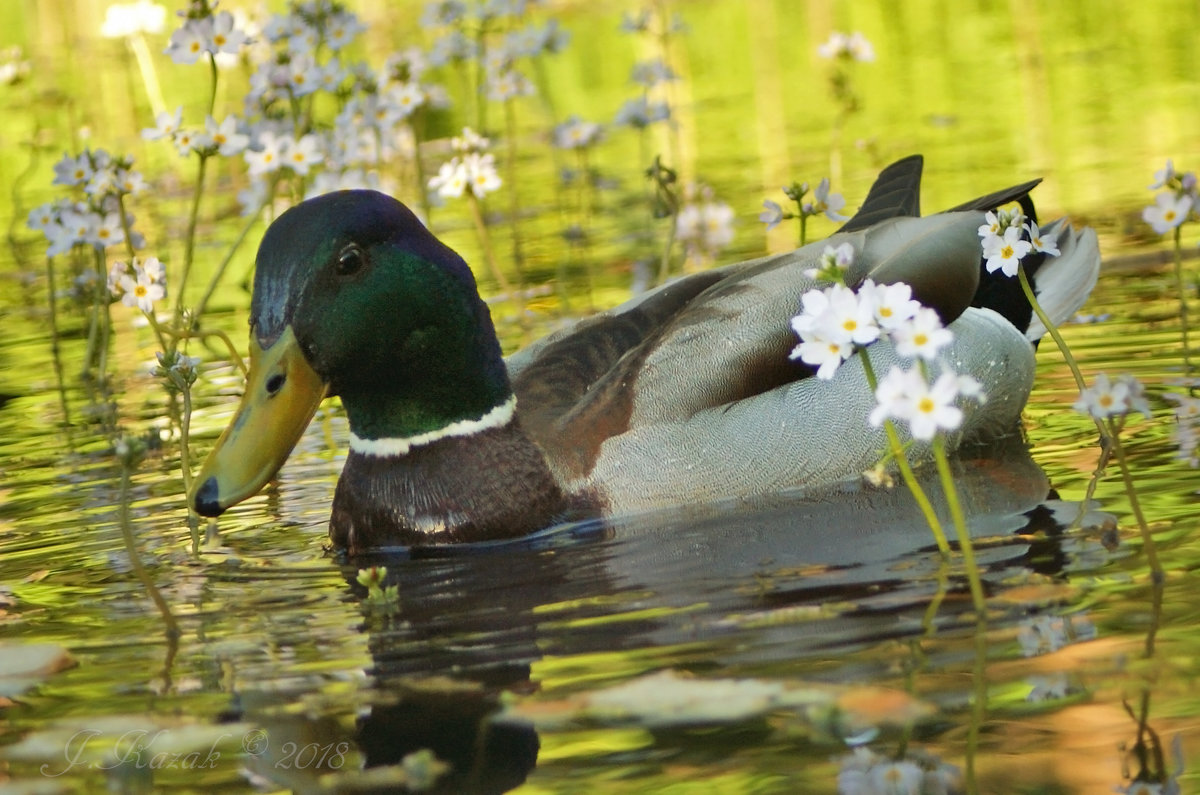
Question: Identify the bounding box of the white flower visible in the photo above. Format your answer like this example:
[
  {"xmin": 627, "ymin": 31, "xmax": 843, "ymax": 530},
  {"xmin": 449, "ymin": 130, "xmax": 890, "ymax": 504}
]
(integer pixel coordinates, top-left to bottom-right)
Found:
[
  {"xmin": 428, "ymin": 159, "xmax": 468, "ymax": 199},
  {"xmin": 486, "ymin": 67, "xmax": 534, "ymax": 101},
  {"xmin": 463, "ymin": 152, "xmax": 501, "ymax": 197},
  {"xmin": 825, "ymin": 281, "xmax": 880, "ymax": 345},
  {"xmin": 26, "ymin": 202, "xmax": 58, "ymax": 232},
  {"xmin": 451, "ymin": 126, "xmax": 490, "ymax": 153},
  {"xmin": 891, "ymin": 306, "xmax": 953, "ymax": 361},
  {"xmin": 206, "ymin": 114, "xmax": 249, "ymax": 157},
  {"xmin": 677, "ymin": 200, "xmax": 735, "ymax": 258},
  {"xmin": 164, "ymin": 17, "xmax": 212, "ymax": 65},
  {"xmin": 387, "ymin": 82, "xmax": 426, "ymax": 119},
  {"xmin": 1073, "ymin": 373, "xmax": 1149, "ymax": 419},
  {"xmin": 862, "ymin": 279, "xmax": 920, "ymax": 330},
  {"xmin": 1142, "ymin": 191, "xmax": 1192, "ymax": 235},
  {"xmin": 788, "ymin": 284, "xmax": 877, "ymax": 379},
  {"xmin": 759, "ymin": 199, "xmax": 784, "ymax": 230},
  {"xmin": 872, "ymin": 368, "xmax": 966, "ymax": 440},
  {"xmin": 982, "ymin": 226, "xmax": 1033, "ymax": 277},
  {"xmin": 1149, "ymin": 159, "xmax": 1176, "ymax": 190},
  {"xmin": 244, "ymin": 131, "xmax": 284, "ymax": 177},
  {"xmin": 107, "ymin": 261, "xmax": 129, "ymax": 297},
  {"xmin": 1025, "ymin": 220, "xmax": 1060, "ymax": 256},
  {"xmin": 286, "ymin": 53, "xmax": 321, "ymax": 97},
  {"xmin": 791, "ymin": 332, "xmax": 853, "ymax": 380},
  {"xmin": 92, "ymin": 211, "xmax": 126, "ymax": 249},
  {"xmin": 846, "ymin": 32, "xmax": 876, "ymax": 62},
  {"xmin": 817, "ymin": 31, "xmax": 875, "ymax": 62},
  {"xmin": 43, "ymin": 218, "xmax": 78, "ymax": 257},
  {"xmin": 1164, "ymin": 393, "xmax": 1200, "ymax": 466},
  {"xmin": 553, "ymin": 116, "xmax": 603, "ymax": 149},
  {"xmin": 209, "ymin": 11, "xmax": 247, "ymax": 55},
  {"xmin": 869, "ymin": 760, "xmax": 923, "ymax": 795},
  {"xmin": 52, "ymin": 152, "xmax": 92, "ymax": 187},
  {"xmin": 806, "ymin": 177, "xmax": 848, "ymax": 221},
  {"xmin": 142, "ymin": 106, "xmax": 183, "ymax": 141},
  {"xmin": 613, "ymin": 96, "xmax": 669, "ymax": 128},
  {"xmin": 281, "ymin": 134, "xmax": 323, "ymax": 176},
  {"xmin": 139, "ymin": 256, "xmax": 166, "ymax": 285},
  {"xmin": 119, "ymin": 269, "xmax": 165, "ymax": 313}
]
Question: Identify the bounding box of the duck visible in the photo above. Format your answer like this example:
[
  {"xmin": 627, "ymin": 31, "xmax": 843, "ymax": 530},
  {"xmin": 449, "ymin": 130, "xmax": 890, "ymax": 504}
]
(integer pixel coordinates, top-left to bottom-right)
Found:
[{"xmin": 190, "ymin": 155, "xmax": 1100, "ymax": 554}]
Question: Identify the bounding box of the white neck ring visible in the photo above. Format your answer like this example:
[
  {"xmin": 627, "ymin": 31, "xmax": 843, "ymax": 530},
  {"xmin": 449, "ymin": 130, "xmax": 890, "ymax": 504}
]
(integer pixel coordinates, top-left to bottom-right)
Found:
[{"xmin": 348, "ymin": 395, "xmax": 517, "ymax": 457}]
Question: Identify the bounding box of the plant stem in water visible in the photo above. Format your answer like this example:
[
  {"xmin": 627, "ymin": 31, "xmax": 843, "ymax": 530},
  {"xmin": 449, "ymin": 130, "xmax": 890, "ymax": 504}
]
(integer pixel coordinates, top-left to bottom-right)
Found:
[
  {"xmin": 1108, "ymin": 418, "xmax": 1163, "ymax": 582},
  {"xmin": 932, "ymin": 434, "xmax": 986, "ymax": 614},
  {"xmin": 859, "ymin": 352, "xmax": 953, "ymax": 558},
  {"xmin": 119, "ymin": 465, "xmax": 180, "ymax": 639}
]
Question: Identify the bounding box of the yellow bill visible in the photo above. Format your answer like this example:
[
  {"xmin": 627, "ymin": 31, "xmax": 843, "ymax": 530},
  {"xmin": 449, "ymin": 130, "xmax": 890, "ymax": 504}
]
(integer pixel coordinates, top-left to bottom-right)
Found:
[{"xmin": 191, "ymin": 326, "xmax": 326, "ymax": 517}]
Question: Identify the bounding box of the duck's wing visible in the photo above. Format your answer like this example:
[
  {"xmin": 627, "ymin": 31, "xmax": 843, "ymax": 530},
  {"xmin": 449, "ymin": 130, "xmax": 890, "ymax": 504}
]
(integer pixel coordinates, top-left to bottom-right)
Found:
[{"xmin": 837, "ymin": 154, "xmax": 924, "ymax": 232}]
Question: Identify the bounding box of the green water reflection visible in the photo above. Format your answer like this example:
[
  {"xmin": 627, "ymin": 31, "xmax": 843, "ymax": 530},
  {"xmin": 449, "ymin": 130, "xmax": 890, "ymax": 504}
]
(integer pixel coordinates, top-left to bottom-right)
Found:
[{"xmin": 2, "ymin": 1, "xmax": 1199, "ymax": 793}]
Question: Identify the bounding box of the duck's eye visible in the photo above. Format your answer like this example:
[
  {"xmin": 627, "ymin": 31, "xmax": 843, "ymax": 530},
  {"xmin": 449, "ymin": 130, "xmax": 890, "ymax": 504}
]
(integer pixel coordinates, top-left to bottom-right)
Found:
[
  {"xmin": 336, "ymin": 244, "xmax": 365, "ymax": 277},
  {"xmin": 266, "ymin": 373, "xmax": 286, "ymax": 395}
]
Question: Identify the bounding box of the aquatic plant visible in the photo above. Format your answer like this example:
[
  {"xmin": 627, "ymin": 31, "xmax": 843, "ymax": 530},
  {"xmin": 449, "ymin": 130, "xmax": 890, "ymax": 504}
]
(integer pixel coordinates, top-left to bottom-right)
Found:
[
  {"xmin": 787, "ymin": 246, "xmax": 984, "ymax": 600},
  {"xmin": 761, "ymin": 178, "xmax": 850, "ymax": 247}
]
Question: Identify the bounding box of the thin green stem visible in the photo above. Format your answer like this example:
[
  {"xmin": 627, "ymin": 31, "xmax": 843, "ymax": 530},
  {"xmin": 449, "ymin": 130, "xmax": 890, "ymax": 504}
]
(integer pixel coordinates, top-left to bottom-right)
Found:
[
  {"xmin": 206, "ymin": 52, "xmax": 218, "ymax": 117},
  {"xmin": 175, "ymin": 154, "xmax": 210, "ymax": 327},
  {"xmin": 966, "ymin": 612, "xmax": 988, "ymax": 793},
  {"xmin": 1172, "ymin": 225, "xmax": 1193, "ymax": 379},
  {"xmin": 932, "ymin": 435, "xmax": 986, "ymax": 614},
  {"xmin": 859, "ymin": 352, "xmax": 953, "ymax": 558},
  {"xmin": 503, "ymin": 99, "xmax": 526, "ymax": 291},
  {"xmin": 45, "ymin": 256, "xmax": 73, "ymax": 439},
  {"xmin": 1016, "ymin": 261, "xmax": 1088, "ymax": 393},
  {"xmin": 466, "ymin": 192, "xmax": 519, "ymax": 309},
  {"xmin": 119, "ymin": 465, "xmax": 180, "ymax": 639},
  {"xmin": 1108, "ymin": 419, "xmax": 1163, "ymax": 582},
  {"xmin": 162, "ymin": 325, "xmax": 247, "ymax": 376},
  {"xmin": 798, "ymin": 213, "xmax": 807, "ymax": 247},
  {"xmin": 192, "ymin": 195, "xmax": 268, "ymax": 323},
  {"xmin": 180, "ymin": 384, "xmax": 199, "ymax": 554}
]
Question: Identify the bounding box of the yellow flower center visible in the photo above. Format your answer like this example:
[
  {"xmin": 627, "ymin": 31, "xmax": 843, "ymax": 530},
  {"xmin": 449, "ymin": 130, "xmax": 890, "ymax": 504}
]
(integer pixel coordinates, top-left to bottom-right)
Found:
[
  {"xmin": 914, "ymin": 333, "xmax": 928, "ymax": 346},
  {"xmin": 1001, "ymin": 244, "xmax": 1014, "ymax": 258},
  {"xmin": 918, "ymin": 397, "xmax": 935, "ymax": 414}
]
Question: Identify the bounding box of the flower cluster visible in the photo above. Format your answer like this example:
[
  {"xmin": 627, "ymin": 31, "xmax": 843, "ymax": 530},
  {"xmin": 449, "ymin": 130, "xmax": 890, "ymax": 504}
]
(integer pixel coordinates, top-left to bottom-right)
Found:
[
  {"xmin": 553, "ymin": 116, "xmax": 604, "ymax": 150},
  {"xmin": 0, "ymin": 45, "xmax": 31, "ymax": 85},
  {"xmin": 28, "ymin": 149, "xmax": 147, "ymax": 258},
  {"xmin": 614, "ymin": 6, "xmax": 678, "ymax": 129},
  {"xmin": 760, "ymin": 179, "xmax": 849, "ymax": 238},
  {"xmin": 789, "ymin": 247, "xmax": 984, "ymax": 440},
  {"xmin": 1143, "ymin": 159, "xmax": 1197, "ymax": 235},
  {"xmin": 418, "ymin": 0, "xmax": 567, "ymax": 106},
  {"xmin": 817, "ymin": 31, "xmax": 876, "ymax": 62},
  {"xmin": 108, "ymin": 256, "xmax": 167, "ymax": 314},
  {"xmin": 675, "ymin": 186, "xmax": 735, "ymax": 263},
  {"xmin": 977, "ymin": 207, "xmax": 1058, "ymax": 277},
  {"xmin": 1072, "ymin": 373, "xmax": 1151, "ymax": 420},
  {"xmin": 1164, "ymin": 392, "xmax": 1200, "ymax": 467},
  {"xmin": 164, "ymin": 4, "xmax": 250, "ymax": 66},
  {"xmin": 835, "ymin": 746, "xmax": 961, "ymax": 795},
  {"xmin": 154, "ymin": 348, "xmax": 201, "ymax": 392},
  {"xmin": 428, "ymin": 128, "xmax": 502, "ymax": 200}
]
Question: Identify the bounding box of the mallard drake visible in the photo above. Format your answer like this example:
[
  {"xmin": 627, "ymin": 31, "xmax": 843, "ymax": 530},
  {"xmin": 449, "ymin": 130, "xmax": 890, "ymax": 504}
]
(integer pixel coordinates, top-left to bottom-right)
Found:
[{"xmin": 190, "ymin": 155, "xmax": 1099, "ymax": 553}]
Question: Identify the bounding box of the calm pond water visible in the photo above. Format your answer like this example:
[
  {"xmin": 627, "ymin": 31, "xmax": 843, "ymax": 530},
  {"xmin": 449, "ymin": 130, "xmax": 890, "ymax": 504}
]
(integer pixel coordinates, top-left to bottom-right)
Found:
[{"xmin": 2, "ymin": 1, "xmax": 1200, "ymax": 793}]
